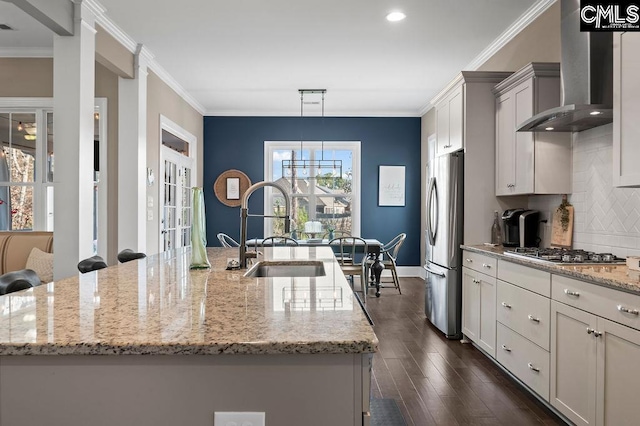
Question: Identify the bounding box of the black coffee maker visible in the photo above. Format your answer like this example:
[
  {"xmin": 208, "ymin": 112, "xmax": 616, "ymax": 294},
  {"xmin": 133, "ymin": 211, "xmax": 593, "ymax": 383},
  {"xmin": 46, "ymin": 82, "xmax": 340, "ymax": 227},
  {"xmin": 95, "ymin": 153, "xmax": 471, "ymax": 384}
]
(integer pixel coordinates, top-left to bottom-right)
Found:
[{"xmin": 502, "ymin": 209, "xmax": 540, "ymax": 247}]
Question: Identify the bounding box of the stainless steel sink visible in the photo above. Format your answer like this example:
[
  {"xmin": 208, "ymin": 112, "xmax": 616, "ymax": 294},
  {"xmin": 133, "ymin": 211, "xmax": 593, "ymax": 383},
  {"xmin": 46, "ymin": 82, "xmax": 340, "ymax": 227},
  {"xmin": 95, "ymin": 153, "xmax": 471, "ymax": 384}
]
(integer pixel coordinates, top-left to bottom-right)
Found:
[{"xmin": 243, "ymin": 260, "xmax": 326, "ymax": 278}]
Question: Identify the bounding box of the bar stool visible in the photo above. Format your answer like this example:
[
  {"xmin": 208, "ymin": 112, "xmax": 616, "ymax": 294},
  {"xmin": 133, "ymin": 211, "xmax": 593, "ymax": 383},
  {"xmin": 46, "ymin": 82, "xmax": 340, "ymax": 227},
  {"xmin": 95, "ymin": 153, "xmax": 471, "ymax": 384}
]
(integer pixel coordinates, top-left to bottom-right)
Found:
[
  {"xmin": 117, "ymin": 249, "xmax": 146, "ymax": 263},
  {"xmin": 0, "ymin": 269, "xmax": 41, "ymax": 295},
  {"xmin": 77, "ymin": 256, "xmax": 107, "ymax": 273}
]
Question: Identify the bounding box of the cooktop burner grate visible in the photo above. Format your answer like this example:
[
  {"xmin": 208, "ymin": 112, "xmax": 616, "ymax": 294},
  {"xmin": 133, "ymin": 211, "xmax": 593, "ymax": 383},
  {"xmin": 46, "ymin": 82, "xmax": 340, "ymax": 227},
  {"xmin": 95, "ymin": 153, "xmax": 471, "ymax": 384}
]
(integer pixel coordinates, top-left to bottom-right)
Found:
[{"xmin": 504, "ymin": 247, "xmax": 625, "ymax": 264}]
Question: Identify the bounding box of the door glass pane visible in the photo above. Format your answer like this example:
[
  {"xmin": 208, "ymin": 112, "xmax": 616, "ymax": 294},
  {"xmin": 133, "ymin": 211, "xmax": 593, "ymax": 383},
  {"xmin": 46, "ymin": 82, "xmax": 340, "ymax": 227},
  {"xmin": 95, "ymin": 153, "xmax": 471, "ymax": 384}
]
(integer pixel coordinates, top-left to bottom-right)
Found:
[
  {"xmin": 46, "ymin": 112, "xmax": 54, "ymax": 182},
  {"xmin": 0, "ymin": 113, "xmax": 36, "ymax": 184},
  {"xmin": 0, "ymin": 185, "xmax": 34, "ymax": 230}
]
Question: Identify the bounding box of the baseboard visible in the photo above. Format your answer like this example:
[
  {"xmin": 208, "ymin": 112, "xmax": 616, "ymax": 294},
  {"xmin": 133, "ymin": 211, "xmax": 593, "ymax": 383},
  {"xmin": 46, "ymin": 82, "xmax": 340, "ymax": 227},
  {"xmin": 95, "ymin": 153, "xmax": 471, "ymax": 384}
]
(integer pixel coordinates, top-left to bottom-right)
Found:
[{"xmin": 385, "ymin": 266, "xmax": 423, "ymax": 278}]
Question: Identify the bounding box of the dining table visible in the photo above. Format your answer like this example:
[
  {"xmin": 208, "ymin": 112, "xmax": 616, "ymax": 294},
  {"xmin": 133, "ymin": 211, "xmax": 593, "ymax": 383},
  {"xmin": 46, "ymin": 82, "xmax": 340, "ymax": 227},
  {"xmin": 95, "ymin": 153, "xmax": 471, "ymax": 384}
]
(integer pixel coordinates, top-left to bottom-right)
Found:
[{"xmin": 244, "ymin": 238, "xmax": 386, "ymax": 297}]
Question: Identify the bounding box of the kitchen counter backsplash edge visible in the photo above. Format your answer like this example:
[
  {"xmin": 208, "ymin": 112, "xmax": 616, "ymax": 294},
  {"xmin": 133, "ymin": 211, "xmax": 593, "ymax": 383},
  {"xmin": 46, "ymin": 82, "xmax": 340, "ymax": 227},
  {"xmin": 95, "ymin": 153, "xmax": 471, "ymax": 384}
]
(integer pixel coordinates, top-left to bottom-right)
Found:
[{"xmin": 461, "ymin": 244, "xmax": 640, "ymax": 295}]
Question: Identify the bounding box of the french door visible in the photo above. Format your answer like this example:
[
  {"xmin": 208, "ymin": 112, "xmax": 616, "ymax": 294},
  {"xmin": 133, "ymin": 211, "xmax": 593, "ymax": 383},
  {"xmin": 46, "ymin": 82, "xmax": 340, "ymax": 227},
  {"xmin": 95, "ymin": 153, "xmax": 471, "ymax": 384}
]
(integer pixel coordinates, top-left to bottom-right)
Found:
[{"xmin": 160, "ymin": 146, "xmax": 193, "ymax": 252}]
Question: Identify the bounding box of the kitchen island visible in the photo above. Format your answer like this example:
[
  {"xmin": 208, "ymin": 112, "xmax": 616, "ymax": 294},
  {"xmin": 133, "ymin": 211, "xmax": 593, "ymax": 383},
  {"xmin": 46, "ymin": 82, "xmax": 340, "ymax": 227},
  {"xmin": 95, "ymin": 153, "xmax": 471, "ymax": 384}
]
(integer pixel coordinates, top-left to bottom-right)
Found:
[{"xmin": 0, "ymin": 247, "xmax": 377, "ymax": 426}]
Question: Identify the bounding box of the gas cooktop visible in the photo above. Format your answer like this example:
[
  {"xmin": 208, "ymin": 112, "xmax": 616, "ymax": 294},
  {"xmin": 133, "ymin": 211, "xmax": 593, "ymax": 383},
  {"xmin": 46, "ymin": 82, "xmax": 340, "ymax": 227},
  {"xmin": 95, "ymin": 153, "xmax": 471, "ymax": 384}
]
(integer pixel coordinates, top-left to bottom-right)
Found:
[{"xmin": 503, "ymin": 247, "xmax": 626, "ymax": 265}]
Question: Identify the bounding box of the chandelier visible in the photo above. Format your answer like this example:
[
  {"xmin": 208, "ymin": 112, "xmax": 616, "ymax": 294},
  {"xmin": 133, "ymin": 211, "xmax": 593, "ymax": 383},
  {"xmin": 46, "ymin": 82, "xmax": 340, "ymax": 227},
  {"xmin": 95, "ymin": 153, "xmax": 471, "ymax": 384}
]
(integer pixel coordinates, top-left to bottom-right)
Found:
[{"xmin": 281, "ymin": 89, "xmax": 343, "ymax": 178}]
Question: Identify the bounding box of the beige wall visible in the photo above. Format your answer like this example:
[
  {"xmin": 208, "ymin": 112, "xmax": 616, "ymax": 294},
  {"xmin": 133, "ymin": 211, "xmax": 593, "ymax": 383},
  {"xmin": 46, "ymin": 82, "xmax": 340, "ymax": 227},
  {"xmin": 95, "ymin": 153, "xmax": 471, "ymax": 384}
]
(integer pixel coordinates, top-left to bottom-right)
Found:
[
  {"xmin": 0, "ymin": 58, "xmax": 53, "ymax": 97},
  {"xmin": 146, "ymin": 70, "xmax": 204, "ymax": 254},
  {"xmin": 96, "ymin": 25, "xmax": 135, "ymax": 79},
  {"xmin": 95, "ymin": 62, "xmax": 120, "ymax": 264}
]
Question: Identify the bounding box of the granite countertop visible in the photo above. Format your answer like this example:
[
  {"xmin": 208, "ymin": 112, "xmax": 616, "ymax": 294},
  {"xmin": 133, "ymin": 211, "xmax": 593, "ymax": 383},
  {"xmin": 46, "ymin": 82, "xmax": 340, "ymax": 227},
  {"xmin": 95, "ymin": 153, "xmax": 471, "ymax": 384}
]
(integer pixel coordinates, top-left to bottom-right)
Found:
[
  {"xmin": 0, "ymin": 247, "xmax": 378, "ymax": 356},
  {"xmin": 462, "ymin": 244, "xmax": 640, "ymax": 295}
]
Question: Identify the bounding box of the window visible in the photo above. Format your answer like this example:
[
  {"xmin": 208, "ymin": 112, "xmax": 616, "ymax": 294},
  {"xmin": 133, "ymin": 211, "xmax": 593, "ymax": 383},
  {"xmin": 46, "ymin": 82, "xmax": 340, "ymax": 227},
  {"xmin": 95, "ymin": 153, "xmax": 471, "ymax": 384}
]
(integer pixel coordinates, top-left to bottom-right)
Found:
[
  {"xmin": 0, "ymin": 109, "xmax": 53, "ymax": 231},
  {"xmin": 264, "ymin": 141, "xmax": 360, "ymax": 237}
]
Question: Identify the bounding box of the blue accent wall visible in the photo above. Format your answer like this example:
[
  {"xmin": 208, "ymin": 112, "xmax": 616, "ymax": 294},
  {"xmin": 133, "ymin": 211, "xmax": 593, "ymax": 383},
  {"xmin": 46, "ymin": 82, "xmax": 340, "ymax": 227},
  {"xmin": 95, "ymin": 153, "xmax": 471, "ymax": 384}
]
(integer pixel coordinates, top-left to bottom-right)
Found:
[{"xmin": 203, "ymin": 116, "xmax": 421, "ymax": 266}]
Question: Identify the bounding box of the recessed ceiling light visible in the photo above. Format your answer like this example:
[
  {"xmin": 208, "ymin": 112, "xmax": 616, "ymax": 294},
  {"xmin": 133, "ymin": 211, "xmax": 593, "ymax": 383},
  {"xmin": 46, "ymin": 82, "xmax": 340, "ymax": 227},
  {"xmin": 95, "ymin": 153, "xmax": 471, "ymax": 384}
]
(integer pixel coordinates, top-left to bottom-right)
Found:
[
  {"xmin": 545, "ymin": 127, "xmax": 554, "ymax": 131},
  {"xmin": 590, "ymin": 111, "xmax": 602, "ymax": 115},
  {"xmin": 386, "ymin": 12, "xmax": 406, "ymax": 22}
]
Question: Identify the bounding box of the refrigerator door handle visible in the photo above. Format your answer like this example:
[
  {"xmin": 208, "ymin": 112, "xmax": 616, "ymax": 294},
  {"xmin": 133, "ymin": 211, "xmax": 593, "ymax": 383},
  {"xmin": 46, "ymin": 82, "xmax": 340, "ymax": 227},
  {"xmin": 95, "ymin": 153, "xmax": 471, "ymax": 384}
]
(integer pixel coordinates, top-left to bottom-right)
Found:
[
  {"xmin": 424, "ymin": 265, "xmax": 446, "ymax": 278},
  {"xmin": 426, "ymin": 177, "xmax": 438, "ymax": 246}
]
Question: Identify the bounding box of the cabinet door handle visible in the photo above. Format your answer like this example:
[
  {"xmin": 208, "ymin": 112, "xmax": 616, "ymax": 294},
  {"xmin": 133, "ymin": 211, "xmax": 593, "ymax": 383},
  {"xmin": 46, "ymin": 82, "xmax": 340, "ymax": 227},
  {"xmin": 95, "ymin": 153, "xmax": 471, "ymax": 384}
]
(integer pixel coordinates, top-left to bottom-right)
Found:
[
  {"xmin": 444, "ymin": 144, "xmax": 452, "ymax": 148},
  {"xmin": 527, "ymin": 314, "xmax": 540, "ymax": 323},
  {"xmin": 593, "ymin": 331, "xmax": 602, "ymax": 337},
  {"xmin": 617, "ymin": 305, "xmax": 639, "ymax": 316},
  {"xmin": 501, "ymin": 302, "xmax": 512, "ymax": 309},
  {"xmin": 501, "ymin": 344, "xmax": 511, "ymax": 352},
  {"xmin": 472, "ymin": 279, "xmax": 481, "ymax": 284},
  {"xmin": 587, "ymin": 327, "xmax": 595, "ymax": 334},
  {"xmin": 564, "ymin": 289, "xmax": 580, "ymax": 297},
  {"xmin": 527, "ymin": 363, "xmax": 540, "ymax": 373},
  {"xmin": 465, "ymin": 258, "xmax": 473, "ymax": 263},
  {"xmin": 482, "ymin": 263, "xmax": 491, "ymax": 269}
]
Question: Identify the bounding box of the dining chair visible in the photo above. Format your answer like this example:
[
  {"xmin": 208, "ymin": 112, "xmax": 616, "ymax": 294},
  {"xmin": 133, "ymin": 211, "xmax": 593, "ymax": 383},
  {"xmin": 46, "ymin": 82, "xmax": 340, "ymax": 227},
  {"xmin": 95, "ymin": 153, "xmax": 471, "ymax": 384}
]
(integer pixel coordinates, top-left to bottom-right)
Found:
[
  {"xmin": 261, "ymin": 236, "xmax": 299, "ymax": 246},
  {"xmin": 378, "ymin": 233, "xmax": 406, "ymax": 294},
  {"xmin": 329, "ymin": 237, "xmax": 368, "ymax": 304},
  {"xmin": 322, "ymin": 230, "xmax": 351, "ymax": 239},
  {"xmin": 217, "ymin": 232, "xmax": 240, "ymax": 248}
]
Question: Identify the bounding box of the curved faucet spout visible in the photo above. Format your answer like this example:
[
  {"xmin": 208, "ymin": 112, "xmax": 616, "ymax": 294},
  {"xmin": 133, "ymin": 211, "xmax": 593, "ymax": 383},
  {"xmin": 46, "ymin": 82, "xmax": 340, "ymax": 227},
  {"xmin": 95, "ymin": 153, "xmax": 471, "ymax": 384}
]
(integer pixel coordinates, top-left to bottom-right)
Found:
[{"xmin": 239, "ymin": 181, "xmax": 291, "ymax": 268}]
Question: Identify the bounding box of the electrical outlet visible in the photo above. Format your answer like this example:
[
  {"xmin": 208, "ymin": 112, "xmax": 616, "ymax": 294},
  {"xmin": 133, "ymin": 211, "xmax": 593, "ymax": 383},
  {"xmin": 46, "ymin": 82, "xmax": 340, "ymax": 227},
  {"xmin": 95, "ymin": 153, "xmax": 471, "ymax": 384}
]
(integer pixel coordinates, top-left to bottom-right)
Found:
[{"xmin": 214, "ymin": 412, "xmax": 265, "ymax": 426}]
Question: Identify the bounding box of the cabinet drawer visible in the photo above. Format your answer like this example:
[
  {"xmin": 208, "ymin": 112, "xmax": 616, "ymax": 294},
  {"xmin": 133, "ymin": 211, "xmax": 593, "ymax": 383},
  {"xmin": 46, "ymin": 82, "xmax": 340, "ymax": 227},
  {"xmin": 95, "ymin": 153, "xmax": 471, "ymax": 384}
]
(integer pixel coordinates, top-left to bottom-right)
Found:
[
  {"xmin": 498, "ymin": 260, "xmax": 551, "ymax": 297},
  {"xmin": 497, "ymin": 323, "xmax": 550, "ymax": 401},
  {"xmin": 462, "ymin": 251, "xmax": 497, "ymax": 277},
  {"xmin": 497, "ymin": 280, "xmax": 550, "ymax": 350},
  {"xmin": 552, "ymin": 274, "xmax": 640, "ymax": 332}
]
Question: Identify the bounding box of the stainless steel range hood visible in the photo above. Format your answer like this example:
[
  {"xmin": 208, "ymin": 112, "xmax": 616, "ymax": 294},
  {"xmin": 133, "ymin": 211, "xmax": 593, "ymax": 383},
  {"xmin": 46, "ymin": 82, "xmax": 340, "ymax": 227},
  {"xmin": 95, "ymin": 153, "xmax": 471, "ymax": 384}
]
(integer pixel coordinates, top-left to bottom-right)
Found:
[{"xmin": 517, "ymin": 0, "xmax": 613, "ymax": 132}]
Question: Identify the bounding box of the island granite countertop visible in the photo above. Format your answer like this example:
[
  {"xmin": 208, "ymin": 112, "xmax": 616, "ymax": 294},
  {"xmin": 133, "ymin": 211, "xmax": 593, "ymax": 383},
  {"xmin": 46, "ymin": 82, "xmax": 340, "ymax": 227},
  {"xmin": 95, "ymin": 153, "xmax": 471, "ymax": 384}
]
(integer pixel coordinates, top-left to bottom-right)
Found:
[
  {"xmin": 462, "ymin": 244, "xmax": 640, "ymax": 295},
  {"xmin": 0, "ymin": 247, "xmax": 378, "ymax": 356}
]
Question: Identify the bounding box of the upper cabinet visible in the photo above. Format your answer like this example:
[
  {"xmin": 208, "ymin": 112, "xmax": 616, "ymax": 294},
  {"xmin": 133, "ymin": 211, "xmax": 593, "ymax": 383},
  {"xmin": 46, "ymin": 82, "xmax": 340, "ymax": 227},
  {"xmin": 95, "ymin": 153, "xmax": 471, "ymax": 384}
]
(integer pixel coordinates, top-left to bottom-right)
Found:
[
  {"xmin": 493, "ymin": 63, "xmax": 572, "ymax": 196},
  {"xmin": 613, "ymin": 32, "xmax": 640, "ymax": 187},
  {"xmin": 435, "ymin": 85, "xmax": 464, "ymax": 155},
  {"xmin": 432, "ymin": 72, "xmax": 511, "ymax": 157}
]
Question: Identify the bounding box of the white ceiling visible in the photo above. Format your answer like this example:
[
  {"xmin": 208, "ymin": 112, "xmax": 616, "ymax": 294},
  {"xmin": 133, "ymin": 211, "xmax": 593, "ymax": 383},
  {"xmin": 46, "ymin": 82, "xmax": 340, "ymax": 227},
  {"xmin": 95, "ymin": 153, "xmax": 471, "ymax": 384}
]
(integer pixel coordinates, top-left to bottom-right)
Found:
[{"xmin": 0, "ymin": 0, "xmax": 544, "ymax": 116}]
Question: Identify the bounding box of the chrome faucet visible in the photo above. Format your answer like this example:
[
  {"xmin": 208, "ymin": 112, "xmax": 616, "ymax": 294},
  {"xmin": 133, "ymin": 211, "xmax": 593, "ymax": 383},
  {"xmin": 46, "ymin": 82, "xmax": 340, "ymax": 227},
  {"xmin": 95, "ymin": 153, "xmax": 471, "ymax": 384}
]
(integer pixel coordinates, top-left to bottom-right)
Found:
[{"xmin": 239, "ymin": 181, "xmax": 291, "ymax": 268}]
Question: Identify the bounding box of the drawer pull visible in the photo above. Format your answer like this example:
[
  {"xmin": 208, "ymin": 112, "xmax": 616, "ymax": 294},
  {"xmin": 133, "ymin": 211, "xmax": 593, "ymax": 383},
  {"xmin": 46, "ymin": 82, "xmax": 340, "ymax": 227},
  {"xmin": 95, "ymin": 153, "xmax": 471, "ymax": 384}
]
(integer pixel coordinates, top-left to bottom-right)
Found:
[
  {"xmin": 617, "ymin": 305, "xmax": 639, "ymax": 316},
  {"xmin": 527, "ymin": 314, "xmax": 540, "ymax": 323},
  {"xmin": 501, "ymin": 302, "xmax": 512, "ymax": 309},
  {"xmin": 527, "ymin": 363, "xmax": 540, "ymax": 373},
  {"xmin": 587, "ymin": 327, "xmax": 594, "ymax": 334},
  {"xmin": 564, "ymin": 289, "xmax": 580, "ymax": 297},
  {"xmin": 501, "ymin": 344, "xmax": 511, "ymax": 352},
  {"xmin": 482, "ymin": 263, "xmax": 492, "ymax": 269},
  {"xmin": 472, "ymin": 279, "xmax": 481, "ymax": 284},
  {"xmin": 465, "ymin": 258, "xmax": 473, "ymax": 263}
]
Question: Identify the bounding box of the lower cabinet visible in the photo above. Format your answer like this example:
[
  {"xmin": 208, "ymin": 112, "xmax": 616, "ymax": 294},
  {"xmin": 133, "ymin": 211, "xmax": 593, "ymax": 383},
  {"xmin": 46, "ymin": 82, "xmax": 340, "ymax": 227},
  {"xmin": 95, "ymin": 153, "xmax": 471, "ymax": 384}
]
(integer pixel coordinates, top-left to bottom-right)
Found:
[
  {"xmin": 551, "ymin": 300, "xmax": 640, "ymax": 426},
  {"xmin": 462, "ymin": 267, "xmax": 496, "ymax": 357}
]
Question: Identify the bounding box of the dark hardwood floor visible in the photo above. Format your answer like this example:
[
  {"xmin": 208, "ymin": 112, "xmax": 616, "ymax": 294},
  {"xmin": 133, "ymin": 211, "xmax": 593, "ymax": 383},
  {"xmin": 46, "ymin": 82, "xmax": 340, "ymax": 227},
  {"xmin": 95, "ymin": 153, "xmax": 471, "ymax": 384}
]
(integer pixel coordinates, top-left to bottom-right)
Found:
[{"xmin": 365, "ymin": 277, "xmax": 566, "ymax": 426}]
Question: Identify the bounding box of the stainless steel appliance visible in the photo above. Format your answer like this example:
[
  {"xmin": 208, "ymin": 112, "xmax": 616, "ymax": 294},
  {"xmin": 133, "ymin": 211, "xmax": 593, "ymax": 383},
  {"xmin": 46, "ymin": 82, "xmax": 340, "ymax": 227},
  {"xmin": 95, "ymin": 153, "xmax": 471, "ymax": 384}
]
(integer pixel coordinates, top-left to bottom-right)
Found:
[
  {"xmin": 424, "ymin": 151, "xmax": 463, "ymax": 339},
  {"xmin": 503, "ymin": 247, "xmax": 625, "ymax": 265}
]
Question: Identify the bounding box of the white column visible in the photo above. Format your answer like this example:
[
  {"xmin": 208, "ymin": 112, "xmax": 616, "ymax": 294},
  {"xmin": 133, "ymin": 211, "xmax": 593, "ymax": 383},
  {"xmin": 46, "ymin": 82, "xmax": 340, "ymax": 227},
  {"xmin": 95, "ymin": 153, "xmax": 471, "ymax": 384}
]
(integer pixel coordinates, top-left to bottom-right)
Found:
[
  {"xmin": 117, "ymin": 44, "xmax": 151, "ymax": 254},
  {"xmin": 52, "ymin": 1, "xmax": 96, "ymax": 280}
]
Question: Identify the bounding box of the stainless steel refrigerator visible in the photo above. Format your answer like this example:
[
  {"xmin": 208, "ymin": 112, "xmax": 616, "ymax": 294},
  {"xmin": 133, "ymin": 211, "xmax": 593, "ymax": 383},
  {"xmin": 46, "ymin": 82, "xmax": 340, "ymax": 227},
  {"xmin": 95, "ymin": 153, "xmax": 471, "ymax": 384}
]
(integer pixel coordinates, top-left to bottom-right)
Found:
[{"xmin": 424, "ymin": 151, "xmax": 464, "ymax": 339}]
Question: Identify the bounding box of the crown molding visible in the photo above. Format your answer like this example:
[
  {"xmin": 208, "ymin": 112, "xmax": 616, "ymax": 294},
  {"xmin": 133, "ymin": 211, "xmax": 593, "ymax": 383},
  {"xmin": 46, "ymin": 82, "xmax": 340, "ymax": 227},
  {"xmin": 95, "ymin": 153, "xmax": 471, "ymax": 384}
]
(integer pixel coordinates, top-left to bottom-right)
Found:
[
  {"xmin": 85, "ymin": 0, "xmax": 206, "ymax": 115},
  {"xmin": 492, "ymin": 62, "xmax": 560, "ymax": 95},
  {"xmin": 0, "ymin": 47, "xmax": 53, "ymax": 57},
  {"xmin": 465, "ymin": 0, "xmax": 557, "ymax": 71},
  {"xmin": 419, "ymin": 0, "xmax": 557, "ymax": 117},
  {"xmin": 205, "ymin": 109, "xmax": 422, "ymax": 117}
]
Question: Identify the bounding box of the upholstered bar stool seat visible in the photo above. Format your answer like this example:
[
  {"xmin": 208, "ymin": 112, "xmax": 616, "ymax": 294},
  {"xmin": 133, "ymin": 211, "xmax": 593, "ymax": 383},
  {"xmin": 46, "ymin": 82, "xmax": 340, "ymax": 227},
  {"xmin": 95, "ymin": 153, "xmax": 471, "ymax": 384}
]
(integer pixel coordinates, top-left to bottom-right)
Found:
[
  {"xmin": 0, "ymin": 269, "xmax": 41, "ymax": 295},
  {"xmin": 117, "ymin": 249, "xmax": 146, "ymax": 263},
  {"xmin": 77, "ymin": 256, "xmax": 107, "ymax": 273}
]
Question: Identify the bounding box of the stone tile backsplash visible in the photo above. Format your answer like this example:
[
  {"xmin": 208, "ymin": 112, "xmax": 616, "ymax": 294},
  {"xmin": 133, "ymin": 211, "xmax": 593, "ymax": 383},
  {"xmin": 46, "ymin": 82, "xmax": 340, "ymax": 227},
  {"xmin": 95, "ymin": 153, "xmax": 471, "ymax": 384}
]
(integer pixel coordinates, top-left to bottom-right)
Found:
[{"xmin": 528, "ymin": 124, "xmax": 640, "ymax": 257}]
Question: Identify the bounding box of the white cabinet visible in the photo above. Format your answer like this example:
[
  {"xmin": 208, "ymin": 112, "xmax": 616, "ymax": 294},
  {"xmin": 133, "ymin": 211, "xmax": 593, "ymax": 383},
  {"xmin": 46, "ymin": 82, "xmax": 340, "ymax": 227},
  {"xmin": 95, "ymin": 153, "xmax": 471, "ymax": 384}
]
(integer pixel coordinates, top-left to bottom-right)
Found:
[
  {"xmin": 435, "ymin": 85, "xmax": 464, "ymax": 155},
  {"xmin": 462, "ymin": 266, "xmax": 496, "ymax": 358},
  {"xmin": 550, "ymin": 300, "xmax": 597, "ymax": 426},
  {"xmin": 613, "ymin": 32, "xmax": 640, "ymax": 187},
  {"xmin": 493, "ymin": 63, "xmax": 572, "ymax": 196},
  {"xmin": 551, "ymin": 297, "xmax": 640, "ymax": 426}
]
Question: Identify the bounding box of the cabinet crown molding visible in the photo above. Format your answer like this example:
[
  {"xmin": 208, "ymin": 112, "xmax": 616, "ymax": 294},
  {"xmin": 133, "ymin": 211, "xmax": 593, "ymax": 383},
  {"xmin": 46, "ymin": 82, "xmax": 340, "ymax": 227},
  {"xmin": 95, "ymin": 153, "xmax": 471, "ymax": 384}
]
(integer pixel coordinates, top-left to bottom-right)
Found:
[
  {"xmin": 492, "ymin": 62, "xmax": 560, "ymax": 96},
  {"xmin": 430, "ymin": 71, "xmax": 513, "ymax": 106}
]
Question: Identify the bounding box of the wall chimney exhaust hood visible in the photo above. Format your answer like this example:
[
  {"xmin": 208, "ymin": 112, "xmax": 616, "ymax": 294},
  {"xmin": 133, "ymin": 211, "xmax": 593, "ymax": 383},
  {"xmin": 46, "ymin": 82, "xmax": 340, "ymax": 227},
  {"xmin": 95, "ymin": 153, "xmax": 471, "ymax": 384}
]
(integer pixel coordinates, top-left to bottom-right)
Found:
[{"xmin": 517, "ymin": 0, "xmax": 613, "ymax": 132}]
